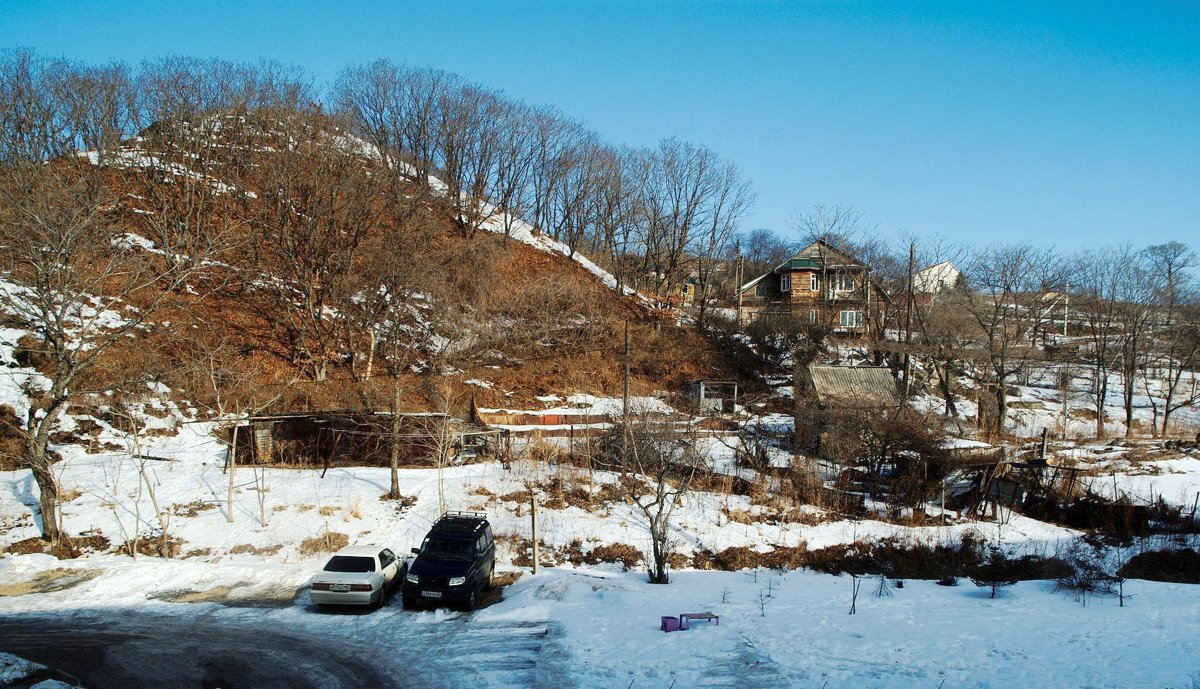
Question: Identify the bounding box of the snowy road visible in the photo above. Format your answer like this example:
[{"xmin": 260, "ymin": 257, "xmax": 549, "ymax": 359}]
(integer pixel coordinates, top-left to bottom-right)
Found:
[
  {"xmin": 0, "ymin": 598, "xmax": 559, "ymax": 689},
  {"xmin": 0, "ymin": 610, "xmax": 409, "ymax": 689}
]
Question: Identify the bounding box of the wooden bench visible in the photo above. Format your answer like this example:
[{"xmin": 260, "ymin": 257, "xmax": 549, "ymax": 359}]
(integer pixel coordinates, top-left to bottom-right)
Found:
[{"xmin": 680, "ymin": 611, "xmax": 719, "ymax": 628}]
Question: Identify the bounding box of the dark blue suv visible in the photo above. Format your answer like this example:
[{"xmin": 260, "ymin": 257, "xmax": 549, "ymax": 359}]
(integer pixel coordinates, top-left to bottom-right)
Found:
[{"xmin": 403, "ymin": 512, "xmax": 495, "ymax": 611}]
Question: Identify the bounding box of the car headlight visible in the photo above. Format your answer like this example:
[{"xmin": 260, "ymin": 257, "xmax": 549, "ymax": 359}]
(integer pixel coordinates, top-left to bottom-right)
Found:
[
  {"xmin": 448, "ymin": 576, "xmax": 466, "ymax": 587},
  {"xmin": 405, "ymin": 572, "xmax": 419, "ymax": 584}
]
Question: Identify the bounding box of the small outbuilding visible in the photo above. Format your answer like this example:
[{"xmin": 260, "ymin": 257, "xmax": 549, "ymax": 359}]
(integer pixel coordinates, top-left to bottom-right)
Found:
[
  {"xmin": 684, "ymin": 380, "xmax": 740, "ymax": 414},
  {"xmin": 807, "ymin": 365, "xmax": 901, "ymax": 409},
  {"xmin": 229, "ymin": 411, "xmax": 499, "ymax": 468}
]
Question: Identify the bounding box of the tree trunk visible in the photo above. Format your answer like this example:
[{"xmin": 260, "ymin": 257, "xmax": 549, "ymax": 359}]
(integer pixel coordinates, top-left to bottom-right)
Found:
[
  {"xmin": 1123, "ymin": 368, "xmax": 1135, "ymax": 439},
  {"xmin": 936, "ymin": 359, "xmax": 957, "ymax": 417},
  {"xmin": 993, "ymin": 377, "xmax": 1009, "ymax": 437},
  {"xmin": 649, "ymin": 517, "xmax": 669, "ymax": 584},
  {"xmin": 1094, "ymin": 369, "xmax": 1107, "ymax": 439},
  {"xmin": 29, "ymin": 456, "xmax": 61, "ymax": 544},
  {"xmin": 25, "ymin": 402, "xmax": 67, "ymax": 544}
]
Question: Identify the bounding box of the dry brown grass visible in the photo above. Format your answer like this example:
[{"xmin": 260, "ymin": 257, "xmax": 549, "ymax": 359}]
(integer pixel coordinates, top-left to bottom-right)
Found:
[
  {"xmin": 170, "ymin": 500, "xmax": 217, "ymax": 518},
  {"xmin": 229, "ymin": 543, "xmax": 283, "ymax": 556},
  {"xmin": 0, "ymin": 567, "xmax": 101, "ymax": 597},
  {"xmin": 299, "ymin": 531, "xmax": 348, "ymax": 556},
  {"xmin": 117, "ymin": 534, "xmax": 185, "ymax": 559}
]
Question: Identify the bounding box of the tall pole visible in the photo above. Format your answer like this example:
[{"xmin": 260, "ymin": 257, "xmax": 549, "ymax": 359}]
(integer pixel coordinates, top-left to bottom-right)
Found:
[
  {"xmin": 735, "ymin": 255, "xmax": 744, "ymax": 325},
  {"xmin": 902, "ymin": 241, "xmax": 916, "ymax": 397},
  {"xmin": 389, "ymin": 378, "xmax": 402, "ymax": 499},
  {"xmin": 623, "ymin": 320, "xmax": 631, "ymax": 418},
  {"xmin": 531, "ymin": 495, "xmax": 540, "ymax": 575},
  {"xmin": 226, "ymin": 423, "xmax": 238, "ymax": 524},
  {"xmin": 1063, "ymin": 290, "xmax": 1069, "ymax": 337}
]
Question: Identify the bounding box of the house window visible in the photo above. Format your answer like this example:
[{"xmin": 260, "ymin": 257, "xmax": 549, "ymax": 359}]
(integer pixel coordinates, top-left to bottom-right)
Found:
[
  {"xmin": 780, "ymin": 273, "xmax": 791, "ymax": 292},
  {"xmin": 834, "ymin": 275, "xmax": 856, "ymax": 292},
  {"xmin": 756, "ymin": 283, "xmax": 766, "ymax": 297},
  {"xmin": 810, "ymin": 274, "xmax": 818, "ymax": 291},
  {"xmin": 808, "ymin": 309, "xmax": 817, "ymax": 323},
  {"xmin": 839, "ymin": 310, "xmax": 863, "ymax": 328}
]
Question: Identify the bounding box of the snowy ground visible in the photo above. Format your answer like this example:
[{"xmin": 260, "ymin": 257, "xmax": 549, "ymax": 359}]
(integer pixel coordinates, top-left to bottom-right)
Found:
[
  {"xmin": 911, "ymin": 363, "xmax": 1200, "ymax": 441},
  {"xmin": 2, "ymin": 553, "xmax": 1199, "ymax": 689},
  {"xmin": 1, "ymin": 368, "xmax": 1199, "ymax": 687}
]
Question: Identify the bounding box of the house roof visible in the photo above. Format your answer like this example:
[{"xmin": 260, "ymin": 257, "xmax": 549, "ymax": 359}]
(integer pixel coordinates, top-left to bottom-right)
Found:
[
  {"xmin": 808, "ymin": 365, "xmax": 901, "ymax": 407},
  {"xmin": 737, "ymin": 239, "xmax": 870, "ymax": 294}
]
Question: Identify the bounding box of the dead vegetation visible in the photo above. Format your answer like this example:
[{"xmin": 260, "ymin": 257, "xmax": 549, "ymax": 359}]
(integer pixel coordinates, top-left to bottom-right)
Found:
[
  {"xmin": 3, "ymin": 533, "xmax": 110, "ymax": 559},
  {"xmin": 0, "ymin": 567, "xmax": 101, "ymax": 596},
  {"xmin": 170, "ymin": 500, "xmax": 217, "ymax": 518},
  {"xmin": 299, "ymin": 531, "xmax": 349, "ymax": 556},
  {"xmin": 230, "ymin": 543, "xmax": 284, "ymax": 556},
  {"xmin": 117, "ymin": 534, "xmax": 186, "ymax": 559}
]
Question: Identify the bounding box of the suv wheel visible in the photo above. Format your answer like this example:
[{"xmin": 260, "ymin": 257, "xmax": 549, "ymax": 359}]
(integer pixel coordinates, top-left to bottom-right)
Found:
[
  {"xmin": 483, "ymin": 564, "xmax": 496, "ymax": 591},
  {"xmin": 402, "ymin": 593, "xmax": 419, "ymax": 611},
  {"xmin": 462, "ymin": 589, "xmax": 477, "ymax": 612}
]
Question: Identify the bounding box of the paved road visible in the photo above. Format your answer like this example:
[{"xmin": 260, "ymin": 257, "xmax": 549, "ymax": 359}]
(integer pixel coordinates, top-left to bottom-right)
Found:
[{"xmin": 0, "ymin": 610, "xmax": 407, "ymax": 689}]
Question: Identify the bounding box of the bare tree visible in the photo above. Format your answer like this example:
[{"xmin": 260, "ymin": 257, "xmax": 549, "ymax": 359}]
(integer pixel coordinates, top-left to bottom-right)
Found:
[
  {"xmin": 962, "ymin": 244, "xmax": 1066, "ymax": 435},
  {"xmin": 692, "ymin": 160, "xmax": 755, "ymax": 330},
  {"xmin": 252, "ymin": 112, "xmax": 385, "ymax": 381},
  {"xmin": 437, "ymin": 80, "xmax": 503, "ymax": 236},
  {"xmin": 635, "ymin": 138, "xmax": 722, "ymax": 301},
  {"xmin": 1115, "ymin": 254, "xmax": 1157, "ymax": 438},
  {"xmin": 1073, "ymin": 246, "xmax": 1134, "ymax": 437},
  {"xmin": 488, "ymin": 100, "xmax": 538, "ymax": 237},
  {"xmin": 0, "ymin": 156, "xmax": 217, "ymax": 546},
  {"xmin": 738, "ymin": 227, "xmax": 796, "ymax": 276},
  {"xmin": 1143, "ymin": 242, "xmax": 1199, "ymax": 435},
  {"xmin": 907, "ymin": 238, "xmax": 971, "ymax": 419},
  {"xmin": 597, "ymin": 414, "xmax": 704, "ymax": 584}
]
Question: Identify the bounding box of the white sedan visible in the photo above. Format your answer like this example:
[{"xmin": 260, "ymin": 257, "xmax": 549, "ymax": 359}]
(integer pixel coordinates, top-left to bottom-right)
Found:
[{"xmin": 309, "ymin": 545, "xmax": 402, "ymax": 607}]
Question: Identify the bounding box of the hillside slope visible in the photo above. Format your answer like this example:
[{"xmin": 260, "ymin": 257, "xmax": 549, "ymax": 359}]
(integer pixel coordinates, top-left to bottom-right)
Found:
[{"xmin": 6, "ymin": 113, "xmax": 744, "ymax": 424}]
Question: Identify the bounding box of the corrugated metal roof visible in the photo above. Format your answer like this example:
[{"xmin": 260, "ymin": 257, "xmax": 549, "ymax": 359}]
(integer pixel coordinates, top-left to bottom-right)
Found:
[{"xmin": 808, "ymin": 365, "xmax": 900, "ymax": 407}]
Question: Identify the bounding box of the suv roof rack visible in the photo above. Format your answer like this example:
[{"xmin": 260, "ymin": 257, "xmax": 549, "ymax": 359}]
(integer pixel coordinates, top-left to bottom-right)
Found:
[
  {"xmin": 431, "ymin": 511, "xmax": 489, "ymax": 536},
  {"xmin": 440, "ymin": 511, "xmax": 487, "ymax": 521}
]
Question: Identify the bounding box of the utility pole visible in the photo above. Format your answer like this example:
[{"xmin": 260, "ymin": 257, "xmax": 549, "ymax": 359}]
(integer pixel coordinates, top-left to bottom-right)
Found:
[
  {"xmin": 389, "ymin": 379, "xmax": 403, "ymax": 498},
  {"xmin": 531, "ymin": 495, "xmax": 540, "ymax": 575},
  {"xmin": 1063, "ymin": 289, "xmax": 1069, "ymax": 337},
  {"xmin": 226, "ymin": 423, "xmax": 238, "ymax": 524},
  {"xmin": 902, "ymin": 241, "xmax": 916, "ymax": 397},
  {"xmin": 735, "ymin": 254, "xmax": 744, "ymax": 325},
  {"xmin": 623, "ymin": 320, "xmax": 631, "ymax": 418}
]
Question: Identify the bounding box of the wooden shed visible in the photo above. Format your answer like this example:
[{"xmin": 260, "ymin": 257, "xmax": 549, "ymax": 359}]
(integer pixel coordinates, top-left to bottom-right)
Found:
[{"xmin": 807, "ymin": 365, "xmax": 901, "ymax": 408}]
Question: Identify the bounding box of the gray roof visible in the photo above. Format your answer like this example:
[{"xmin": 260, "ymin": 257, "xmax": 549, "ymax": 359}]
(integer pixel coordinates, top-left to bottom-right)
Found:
[{"xmin": 808, "ymin": 365, "xmax": 901, "ymax": 407}]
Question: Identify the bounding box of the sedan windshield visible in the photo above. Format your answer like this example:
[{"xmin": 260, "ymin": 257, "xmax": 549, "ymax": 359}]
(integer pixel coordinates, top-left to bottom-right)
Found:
[
  {"xmin": 420, "ymin": 537, "xmax": 473, "ymax": 561},
  {"xmin": 323, "ymin": 555, "xmax": 376, "ymax": 573}
]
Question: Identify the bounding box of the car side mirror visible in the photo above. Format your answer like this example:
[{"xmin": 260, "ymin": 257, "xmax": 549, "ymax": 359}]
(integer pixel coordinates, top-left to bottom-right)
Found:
[{"xmin": 411, "ymin": 547, "xmax": 420, "ymax": 555}]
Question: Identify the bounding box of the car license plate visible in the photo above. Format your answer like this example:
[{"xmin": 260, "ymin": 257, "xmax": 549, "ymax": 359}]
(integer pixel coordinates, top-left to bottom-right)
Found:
[
  {"xmin": 330, "ymin": 584, "xmax": 351, "ymax": 592},
  {"xmin": 421, "ymin": 590, "xmax": 443, "ymax": 598}
]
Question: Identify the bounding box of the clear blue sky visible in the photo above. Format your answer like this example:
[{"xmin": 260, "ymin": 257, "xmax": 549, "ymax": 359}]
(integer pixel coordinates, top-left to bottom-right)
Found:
[{"xmin": 3, "ymin": 1, "xmax": 1198, "ymax": 250}]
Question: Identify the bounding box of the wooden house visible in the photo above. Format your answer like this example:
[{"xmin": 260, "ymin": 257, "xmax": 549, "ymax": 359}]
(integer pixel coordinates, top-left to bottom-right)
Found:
[{"xmin": 736, "ymin": 240, "xmax": 888, "ymax": 336}]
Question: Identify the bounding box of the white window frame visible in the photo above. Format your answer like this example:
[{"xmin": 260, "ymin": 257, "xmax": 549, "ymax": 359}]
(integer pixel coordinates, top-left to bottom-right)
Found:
[
  {"xmin": 780, "ymin": 273, "xmax": 791, "ymax": 292},
  {"xmin": 839, "ymin": 310, "xmax": 863, "ymax": 328},
  {"xmin": 810, "ymin": 273, "xmax": 819, "ymax": 291},
  {"xmin": 834, "ymin": 275, "xmax": 856, "ymax": 292},
  {"xmin": 808, "ymin": 309, "xmax": 817, "ymax": 323}
]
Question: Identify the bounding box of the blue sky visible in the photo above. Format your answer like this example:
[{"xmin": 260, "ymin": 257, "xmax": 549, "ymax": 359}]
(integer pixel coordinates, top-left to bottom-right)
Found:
[{"xmin": 2, "ymin": 1, "xmax": 1197, "ymax": 250}]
